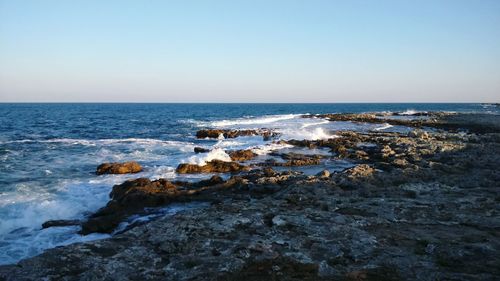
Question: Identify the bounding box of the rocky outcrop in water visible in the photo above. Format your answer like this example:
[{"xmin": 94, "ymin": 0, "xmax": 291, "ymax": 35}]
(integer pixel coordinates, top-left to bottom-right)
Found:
[
  {"xmin": 194, "ymin": 147, "xmax": 210, "ymax": 153},
  {"xmin": 196, "ymin": 129, "xmax": 277, "ymax": 139},
  {"xmin": 96, "ymin": 161, "xmax": 143, "ymax": 175},
  {"xmin": 228, "ymin": 149, "xmax": 257, "ymax": 162},
  {"xmin": 176, "ymin": 160, "xmax": 251, "ymax": 174}
]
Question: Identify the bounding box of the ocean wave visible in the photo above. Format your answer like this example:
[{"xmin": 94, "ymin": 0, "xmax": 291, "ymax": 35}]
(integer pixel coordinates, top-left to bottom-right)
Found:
[
  {"xmin": 251, "ymin": 142, "xmax": 294, "ymax": 155},
  {"xmin": 279, "ymin": 127, "xmax": 338, "ymax": 141},
  {"xmin": 0, "ymin": 138, "xmax": 195, "ymax": 148},
  {"xmin": 300, "ymin": 119, "xmax": 329, "ymax": 129},
  {"xmin": 373, "ymin": 123, "xmax": 394, "ymax": 131},
  {"xmin": 207, "ymin": 114, "xmax": 302, "ymax": 127},
  {"xmin": 398, "ymin": 109, "xmax": 426, "ymax": 116},
  {"xmin": 186, "ymin": 148, "xmax": 232, "ymax": 165}
]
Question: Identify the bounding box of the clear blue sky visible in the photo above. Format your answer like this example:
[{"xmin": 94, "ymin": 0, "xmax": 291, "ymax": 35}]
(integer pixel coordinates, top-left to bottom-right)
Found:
[{"xmin": 0, "ymin": 0, "xmax": 499, "ymax": 102}]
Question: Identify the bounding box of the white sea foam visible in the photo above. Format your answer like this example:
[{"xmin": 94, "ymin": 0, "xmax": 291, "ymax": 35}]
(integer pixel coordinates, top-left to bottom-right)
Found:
[
  {"xmin": 399, "ymin": 109, "xmax": 425, "ymax": 116},
  {"xmin": 300, "ymin": 119, "xmax": 330, "ymax": 129},
  {"xmin": 186, "ymin": 148, "xmax": 232, "ymax": 165},
  {"xmin": 373, "ymin": 123, "xmax": 394, "ymax": 131},
  {"xmin": 208, "ymin": 114, "xmax": 301, "ymax": 127},
  {"xmin": 0, "ymin": 138, "xmax": 195, "ymax": 149},
  {"xmin": 279, "ymin": 127, "xmax": 337, "ymax": 141},
  {"xmin": 251, "ymin": 142, "xmax": 294, "ymax": 155}
]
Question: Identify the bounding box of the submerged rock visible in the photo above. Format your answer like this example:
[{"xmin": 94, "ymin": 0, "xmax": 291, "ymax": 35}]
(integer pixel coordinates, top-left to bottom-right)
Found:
[
  {"xmin": 41, "ymin": 220, "xmax": 80, "ymax": 229},
  {"xmin": 194, "ymin": 147, "xmax": 210, "ymax": 153},
  {"xmin": 176, "ymin": 160, "xmax": 251, "ymax": 174},
  {"xmin": 96, "ymin": 161, "xmax": 142, "ymax": 175}
]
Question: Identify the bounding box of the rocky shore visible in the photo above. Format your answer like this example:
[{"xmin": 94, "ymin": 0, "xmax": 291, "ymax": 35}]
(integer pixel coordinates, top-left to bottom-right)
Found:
[{"xmin": 1, "ymin": 112, "xmax": 499, "ymax": 281}]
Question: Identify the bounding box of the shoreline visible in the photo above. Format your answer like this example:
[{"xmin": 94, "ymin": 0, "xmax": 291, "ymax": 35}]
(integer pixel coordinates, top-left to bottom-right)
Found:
[{"xmin": 1, "ymin": 112, "xmax": 499, "ymax": 280}]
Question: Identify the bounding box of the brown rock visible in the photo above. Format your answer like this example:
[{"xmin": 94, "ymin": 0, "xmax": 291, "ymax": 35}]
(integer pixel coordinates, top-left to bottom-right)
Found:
[
  {"xmin": 176, "ymin": 160, "xmax": 250, "ymax": 174},
  {"xmin": 228, "ymin": 149, "xmax": 257, "ymax": 161},
  {"xmin": 96, "ymin": 161, "xmax": 142, "ymax": 175}
]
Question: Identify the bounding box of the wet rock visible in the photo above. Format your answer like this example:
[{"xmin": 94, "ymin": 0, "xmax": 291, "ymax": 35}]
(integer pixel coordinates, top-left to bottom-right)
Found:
[
  {"xmin": 96, "ymin": 161, "xmax": 142, "ymax": 175},
  {"xmin": 194, "ymin": 147, "xmax": 210, "ymax": 153},
  {"xmin": 81, "ymin": 175, "xmax": 248, "ymax": 234},
  {"xmin": 228, "ymin": 149, "xmax": 257, "ymax": 161},
  {"xmin": 175, "ymin": 175, "xmax": 225, "ymax": 188},
  {"xmin": 41, "ymin": 219, "xmax": 80, "ymax": 229},
  {"xmin": 196, "ymin": 129, "xmax": 274, "ymax": 139},
  {"xmin": 265, "ymin": 152, "xmax": 323, "ymax": 166},
  {"xmin": 316, "ymin": 170, "xmax": 330, "ymax": 178},
  {"xmin": 176, "ymin": 160, "xmax": 251, "ymax": 174}
]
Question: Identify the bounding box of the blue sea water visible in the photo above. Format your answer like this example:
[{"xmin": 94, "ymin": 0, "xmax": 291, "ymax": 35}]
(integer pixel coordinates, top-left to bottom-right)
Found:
[{"xmin": 0, "ymin": 103, "xmax": 497, "ymax": 264}]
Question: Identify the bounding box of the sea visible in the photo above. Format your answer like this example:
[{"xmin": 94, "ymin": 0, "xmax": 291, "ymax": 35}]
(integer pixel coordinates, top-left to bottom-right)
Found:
[{"xmin": 0, "ymin": 103, "xmax": 497, "ymax": 264}]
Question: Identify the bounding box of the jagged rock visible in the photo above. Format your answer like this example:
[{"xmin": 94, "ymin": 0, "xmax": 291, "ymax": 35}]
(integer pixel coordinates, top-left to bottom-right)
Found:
[
  {"xmin": 344, "ymin": 164, "xmax": 376, "ymax": 178},
  {"xmin": 176, "ymin": 160, "xmax": 251, "ymax": 174},
  {"xmin": 228, "ymin": 149, "xmax": 257, "ymax": 161},
  {"xmin": 96, "ymin": 161, "xmax": 142, "ymax": 175},
  {"xmin": 81, "ymin": 175, "xmax": 247, "ymax": 234},
  {"xmin": 194, "ymin": 147, "xmax": 210, "ymax": 153}
]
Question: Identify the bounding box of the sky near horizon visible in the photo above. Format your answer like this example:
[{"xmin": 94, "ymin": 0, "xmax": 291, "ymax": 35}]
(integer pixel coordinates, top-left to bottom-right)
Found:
[{"xmin": 0, "ymin": 0, "xmax": 499, "ymax": 102}]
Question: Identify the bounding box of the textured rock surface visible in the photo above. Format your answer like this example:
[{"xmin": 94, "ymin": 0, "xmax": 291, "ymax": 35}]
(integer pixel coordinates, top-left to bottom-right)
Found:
[
  {"xmin": 228, "ymin": 149, "xmax": 257, "ymax": 162},
  {"xmin": 1, "ymin": 113, "xmax": 499, "ymax": 281},
  {"xmin": 196, "ymin": 129, "xmax": 276, "ymax": 139},
  {"xmin": 96, "ymin": 161, "xmax": 143, "ymax": 175},
  {"xmin": 176, "ymin": 160, "xmax": 251, "ymax": 174}
]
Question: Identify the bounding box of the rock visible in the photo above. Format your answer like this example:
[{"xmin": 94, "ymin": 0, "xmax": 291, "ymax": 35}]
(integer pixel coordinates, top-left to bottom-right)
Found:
[
  {"xmin": 176, "ymin": 160, "xmax": 251, "ymax": 174},
  {"xmin": 262, "ymin": 167, "xmax": 277, "ymax": 177},
  {"xmin": 316, "ymin": 170, "xmax": 330, "ymax": 178},
  {"xmin": 81, "ymin": 176, "xmax": 240, "ymax": 234},
  {"xmin": 196, "ymin": 129, "xmax": 274, "ymax": 139},
  {"xmin": 228, "ymin": 149, "xmax": 257, "ymax": 161},
  {"xmin": 265, "ymin": 152, "xmax": 323, "ymax": 166},
  {"xmin": 344, "ymin": 164, "xmax": 376, "ymax": 178},
  {"xmin": 381, "ymin": 145, "xmax": 396, "ymax": 158},
  {"xmin": 41, "ymin": 219, "xmax": 80, "ymax": 229},
  {"xmin": 96, "ymin": 161, "xmax": 142, "ymax": 175},
  {"xmin": 194, "ymin": 147, "xmax": 210, "ymax": 153},
  {"xmin": 196, "ymin": 129, "xmax": 226, "ymax": 139},
  {"xmin": 409, "ymin": 129, "xmax": 430, "ymax": 140},
  {"xmin": 334, "ymin": 164, "xmax": 377, "ymax": 189}
]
